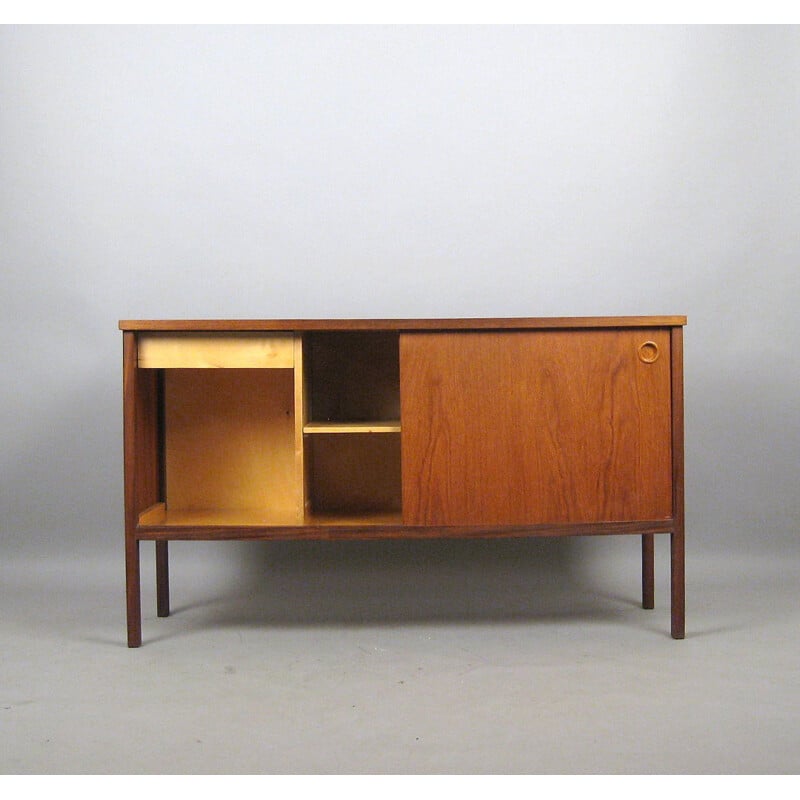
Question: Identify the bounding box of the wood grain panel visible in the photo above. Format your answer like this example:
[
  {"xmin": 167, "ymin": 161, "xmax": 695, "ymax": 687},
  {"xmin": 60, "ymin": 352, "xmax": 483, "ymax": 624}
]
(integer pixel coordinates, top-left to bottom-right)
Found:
[
  {"xmin": 164, "ymin": 369, "xmax": 298, "ymax": 514},
  {"xmin": 401, "ymin": 329, "xmax": 672, "ymax": 526}
]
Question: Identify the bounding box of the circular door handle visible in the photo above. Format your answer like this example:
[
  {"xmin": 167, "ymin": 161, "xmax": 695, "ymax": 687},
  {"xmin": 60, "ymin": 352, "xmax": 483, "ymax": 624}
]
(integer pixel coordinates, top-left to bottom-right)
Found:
[{"xmin": 638, "ymin": 341, "xmax": 659, "ymax": 363}]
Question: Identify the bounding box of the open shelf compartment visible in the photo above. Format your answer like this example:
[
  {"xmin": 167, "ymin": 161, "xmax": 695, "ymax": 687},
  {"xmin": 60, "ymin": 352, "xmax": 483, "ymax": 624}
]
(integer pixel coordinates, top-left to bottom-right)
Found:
[
  {"xmin": 304, "ymin": 331, "xmax": 400, "ymax": 426},
  {"xmin": 160, "ymin": 366, "xmax": 303, "ymax": 525},
  {"xmin": 301, "ymin": 331, "xmax": 402, "ymax": 520},
  {"xmin": 137, "ymin": 331, "xmax": 404, "ymax": 530}
]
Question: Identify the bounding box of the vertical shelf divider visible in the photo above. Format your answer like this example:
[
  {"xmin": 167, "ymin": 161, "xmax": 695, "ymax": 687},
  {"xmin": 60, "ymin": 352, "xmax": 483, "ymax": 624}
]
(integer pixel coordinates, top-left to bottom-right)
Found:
[{"xmin": 293, "ymin": 332, "xmax": 309, "ymax": 523}]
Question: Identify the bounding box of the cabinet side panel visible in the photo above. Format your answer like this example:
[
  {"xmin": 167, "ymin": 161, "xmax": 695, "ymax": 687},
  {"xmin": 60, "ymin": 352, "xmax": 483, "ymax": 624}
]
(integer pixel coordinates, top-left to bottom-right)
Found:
[
  {"xmin": 671, "ymin": 326, "xmax": 685, "ymax": 527},
  {"xmin": 123, "ymin": 333, "xmax": 162, "ymax": 521},
  {"xmin": 400, "ymin": 330, "xmax": 673, "ymax": 526}
]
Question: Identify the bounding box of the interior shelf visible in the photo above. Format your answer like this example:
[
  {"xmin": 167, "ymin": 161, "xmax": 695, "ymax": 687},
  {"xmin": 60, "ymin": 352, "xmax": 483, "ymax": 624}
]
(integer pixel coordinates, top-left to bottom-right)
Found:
[{"xmin": 303, "ymin": 420, "xmax": 401, "ymax": 434}]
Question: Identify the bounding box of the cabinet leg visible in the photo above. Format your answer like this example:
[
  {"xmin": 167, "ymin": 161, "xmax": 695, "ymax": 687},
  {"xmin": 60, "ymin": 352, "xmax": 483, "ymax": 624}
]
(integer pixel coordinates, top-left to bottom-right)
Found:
[
  {"xmin": 126, "ymin": 536, "xmax": 142, "ymax": 648},
  {"xmin": 670, "ymin": 529, "xmax": 685, "ymax": 639},
  {"xmin": 642, "ymin": 534, "xmax": 655, "ymax": 609},
  {"xmin": 156, "ymin": 540, "xmax": 170, "ymax": 618}
]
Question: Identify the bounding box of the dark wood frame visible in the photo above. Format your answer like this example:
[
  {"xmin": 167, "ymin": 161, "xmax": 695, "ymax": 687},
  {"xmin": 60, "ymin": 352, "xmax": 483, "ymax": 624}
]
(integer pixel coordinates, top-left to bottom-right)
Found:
[{"xmin": 121, "ymin": 317, "xmax": 686, "ymax": 647}]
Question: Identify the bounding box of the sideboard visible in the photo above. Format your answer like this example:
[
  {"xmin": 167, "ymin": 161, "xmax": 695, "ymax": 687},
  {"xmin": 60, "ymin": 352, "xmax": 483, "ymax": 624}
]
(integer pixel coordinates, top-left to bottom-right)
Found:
[{"xmin": 120, "ymin": 316, "xmax": 686, "ymax": 646}]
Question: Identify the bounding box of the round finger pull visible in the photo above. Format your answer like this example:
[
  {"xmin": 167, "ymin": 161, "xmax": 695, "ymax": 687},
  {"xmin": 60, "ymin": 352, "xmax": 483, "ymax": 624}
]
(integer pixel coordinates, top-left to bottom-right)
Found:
[{"xmin": 638, "ymin": 341, "xmax": 659, "ymax": 363}]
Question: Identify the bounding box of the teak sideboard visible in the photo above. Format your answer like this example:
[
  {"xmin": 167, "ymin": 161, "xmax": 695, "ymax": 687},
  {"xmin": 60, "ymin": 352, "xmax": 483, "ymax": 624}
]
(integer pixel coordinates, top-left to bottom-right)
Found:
[{"xmin": 120, "ymin": 316, "xmax": 686, "ymax": 646}]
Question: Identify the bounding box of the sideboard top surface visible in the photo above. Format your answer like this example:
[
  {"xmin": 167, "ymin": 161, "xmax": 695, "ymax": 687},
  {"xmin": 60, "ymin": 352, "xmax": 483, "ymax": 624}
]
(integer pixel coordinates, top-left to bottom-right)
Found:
[{"xmin": 119, "ymin": 316, "xmax": 686, "ymax": 332}]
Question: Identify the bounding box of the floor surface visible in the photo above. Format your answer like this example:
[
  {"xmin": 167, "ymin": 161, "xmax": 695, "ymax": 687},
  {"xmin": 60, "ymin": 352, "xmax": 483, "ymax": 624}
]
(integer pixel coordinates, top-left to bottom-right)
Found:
[{"xmin": 1, "ymin": 536, "xmax": 798, "ymax": 774}]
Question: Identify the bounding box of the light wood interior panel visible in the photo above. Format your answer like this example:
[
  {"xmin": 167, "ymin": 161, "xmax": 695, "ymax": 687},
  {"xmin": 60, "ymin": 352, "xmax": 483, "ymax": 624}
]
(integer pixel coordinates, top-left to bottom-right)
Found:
[
  {"xmin": 164, "ymin": 369, "xmax": 298, "ymax": 516},
  {"xmin": 293, "ymin": 335, "xmax": 309, "ymax": 518},
  {"xmin": 138, "ymin": 503, "xmax": 301, "ymax": 527},
  {"xmin": 139, "ymin": 333, "xmax": 294, "ymax": 369},
  {"xmin": 303, "ymin": 421, "xmax": 401, "ymax": 434},
  {"xmin": 401, "ymin": 329, "xmax": 673, "ymax": 526}
]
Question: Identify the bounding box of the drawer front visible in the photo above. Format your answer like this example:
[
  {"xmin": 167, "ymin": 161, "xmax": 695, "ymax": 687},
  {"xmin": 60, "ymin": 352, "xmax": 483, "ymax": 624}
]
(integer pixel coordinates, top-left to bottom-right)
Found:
[{"xmin": 137, "ymin": 332, "xmax": 295, "ymax": 369}]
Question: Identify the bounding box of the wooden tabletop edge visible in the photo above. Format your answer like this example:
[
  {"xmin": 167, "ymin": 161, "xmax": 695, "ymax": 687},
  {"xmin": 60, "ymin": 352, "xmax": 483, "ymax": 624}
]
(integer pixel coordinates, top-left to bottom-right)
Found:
[{"xmin": 119, "ymin": 316, "xmax": 687, "ymax": 331}]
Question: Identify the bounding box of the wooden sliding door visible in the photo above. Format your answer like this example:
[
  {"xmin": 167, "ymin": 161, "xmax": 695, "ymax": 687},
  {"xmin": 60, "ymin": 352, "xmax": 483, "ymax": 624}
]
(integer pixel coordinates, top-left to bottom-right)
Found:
[{"xmin": 400, "ymin": 329, "xmax": 672, "ymax": 526}]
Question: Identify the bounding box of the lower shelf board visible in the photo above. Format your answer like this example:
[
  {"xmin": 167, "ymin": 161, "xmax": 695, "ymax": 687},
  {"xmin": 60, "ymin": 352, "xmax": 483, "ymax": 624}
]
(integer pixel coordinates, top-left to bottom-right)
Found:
[
  {"xmin": 137, "ymin": 503, "xmax": 403, "ymax": 529},
  {"xmin": 136, "ymin": 504, "xmax": 675, "ymax": 540}
]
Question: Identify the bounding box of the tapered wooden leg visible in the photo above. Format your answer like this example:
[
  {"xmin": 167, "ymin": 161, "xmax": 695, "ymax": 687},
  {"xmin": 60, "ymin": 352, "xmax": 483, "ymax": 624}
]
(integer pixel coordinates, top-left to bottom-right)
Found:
[
  {"xmin": 126, "ymin": 536, "xmax": 142, "ymax": 648},
  {"xmin": 670, "ymin": 528, "xmax": 685, "ymax": 639},
  {"xmin": 156, "ymin": 540, "xmax": 170, "ymax": 618},
  {"xmin": 642, "ymin": 534, "xmax": 655, "ymax": 609}
]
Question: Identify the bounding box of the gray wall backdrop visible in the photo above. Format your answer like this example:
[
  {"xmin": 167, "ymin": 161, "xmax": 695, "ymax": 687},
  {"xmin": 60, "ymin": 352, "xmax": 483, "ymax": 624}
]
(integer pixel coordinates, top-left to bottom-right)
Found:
[{"xmin": 1, "ymin": 25, "xmax": 798, "ymax": 561}]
